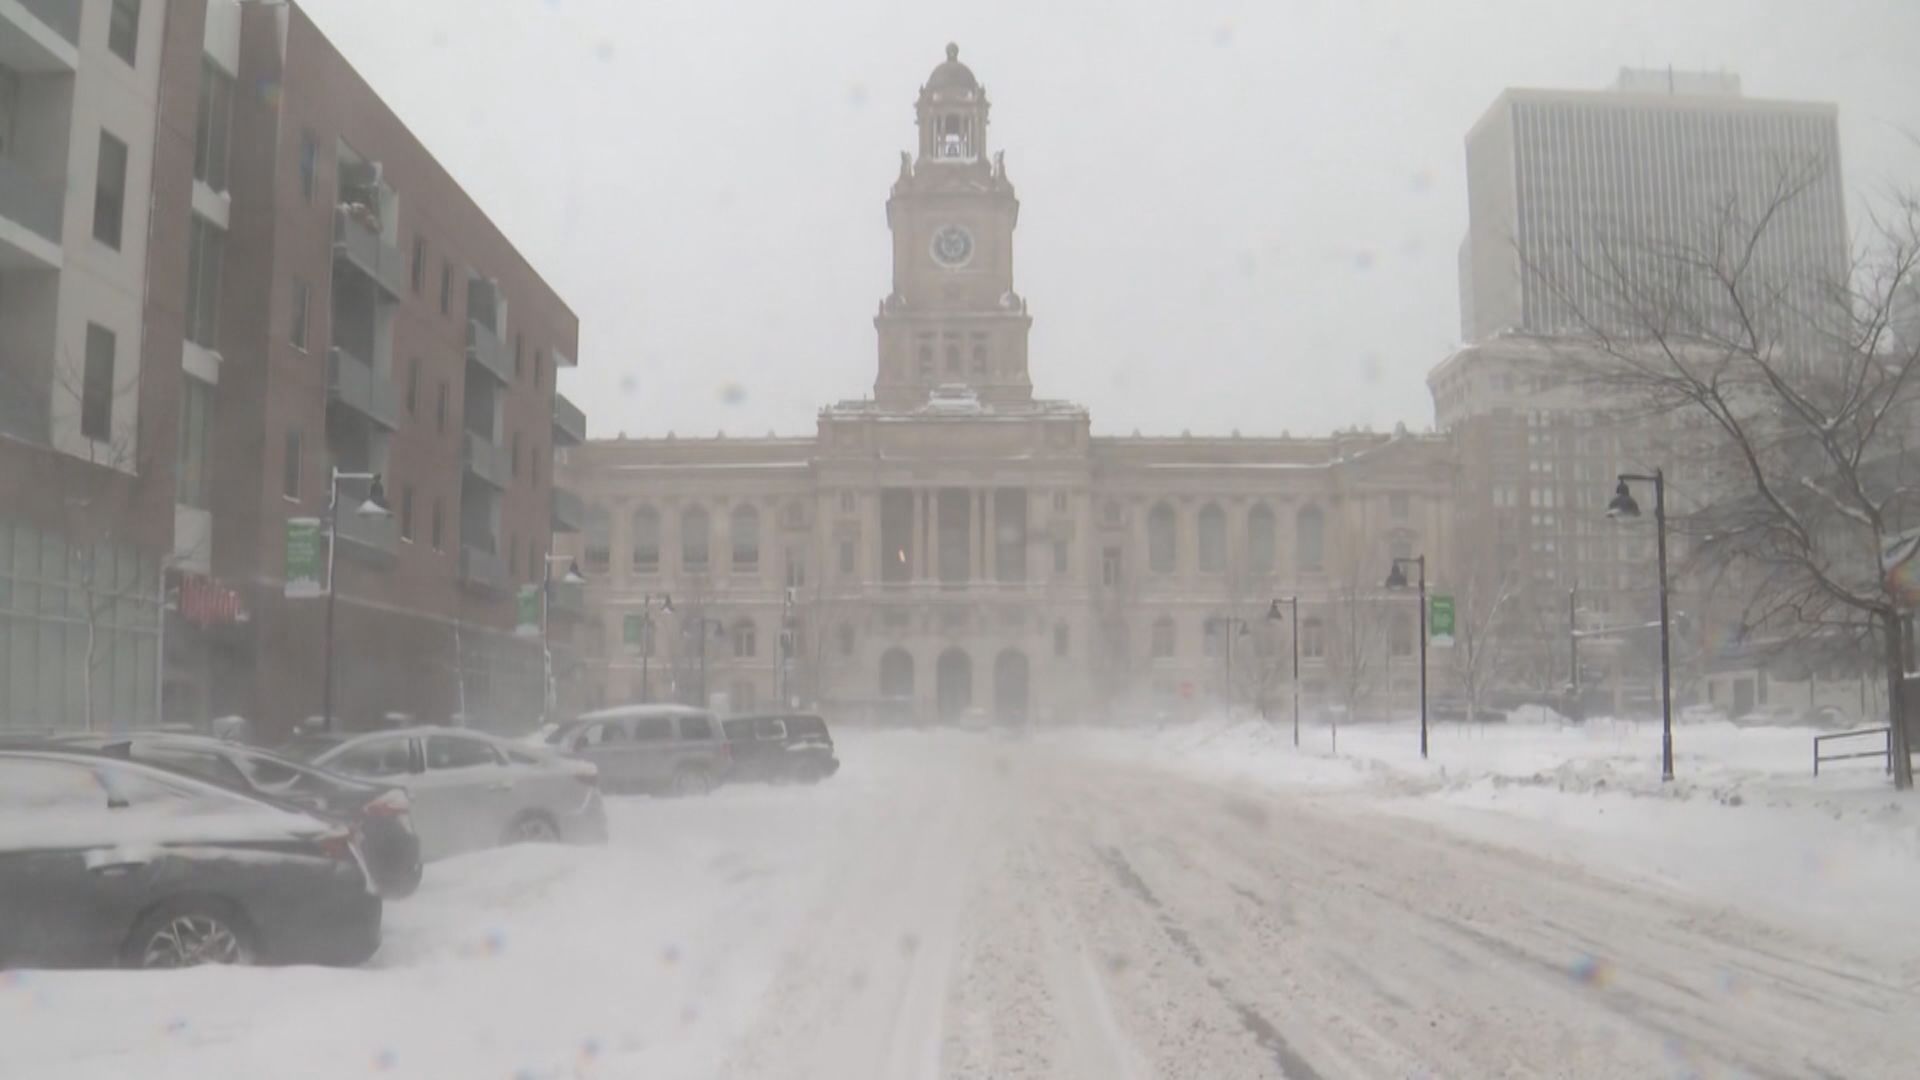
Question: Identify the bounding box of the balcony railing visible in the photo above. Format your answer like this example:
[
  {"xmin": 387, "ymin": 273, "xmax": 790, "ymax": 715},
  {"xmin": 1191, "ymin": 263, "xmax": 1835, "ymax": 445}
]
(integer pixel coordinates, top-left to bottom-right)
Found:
[
  {"xmin": 17, "ymin": 0, "xmax": 79, "ymax": 44},
  {"xmin": 548, "ymin": 580, "xmax": 588, "ymax": 619},
  {"xmin": 465, "ymin": 319, "xmax": 512, "ymax": 384},
  {"xmin": 333, "ymin": 504, "xmax": 399, "ymax": 561},
  {"xmin": 551, "ymin": 486, "xmax": 585, "ymax": 532},
  {"xmin": 326, "ymin": 347, "xmax": 399, "ymax": 430},
  {"xmin": 462, "ymin": 430, "xmax": 510, "ymax": 488},
  {"xmin": 552, "ymin": 392, "xmax": 586, "ymax": 445},
  {"xmin": 459, "ymin": 544, "xmax": 509, "ymax": 593},
  {"xmin": 332, "ymin": 205, "xmax": 405, "ymax": 297},
  {"xmin": 0, "ymin": 152, "xmax": 64, "ymax": 260}
]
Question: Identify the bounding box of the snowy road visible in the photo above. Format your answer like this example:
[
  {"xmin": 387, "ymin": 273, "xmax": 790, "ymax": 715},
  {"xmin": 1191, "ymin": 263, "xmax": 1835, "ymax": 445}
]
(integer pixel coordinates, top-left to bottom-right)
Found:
[{"xmin": 9, "ymin": 729, "xmax": 1918, "ymax": 1079}]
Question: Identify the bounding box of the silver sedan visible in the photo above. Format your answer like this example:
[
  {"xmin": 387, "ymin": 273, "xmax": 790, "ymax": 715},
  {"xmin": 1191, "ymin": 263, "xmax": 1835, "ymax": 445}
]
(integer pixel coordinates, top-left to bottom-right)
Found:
[{"xmin": 284, "ymin": 727, "xmax": 607, "ymax": 862}]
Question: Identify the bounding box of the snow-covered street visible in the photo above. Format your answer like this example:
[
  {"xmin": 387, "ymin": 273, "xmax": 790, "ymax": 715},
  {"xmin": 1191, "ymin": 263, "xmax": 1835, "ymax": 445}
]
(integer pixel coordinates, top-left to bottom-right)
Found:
[{"xmin": 8, "ymin": 727, "xmax": 1920, "ymax": 1079}]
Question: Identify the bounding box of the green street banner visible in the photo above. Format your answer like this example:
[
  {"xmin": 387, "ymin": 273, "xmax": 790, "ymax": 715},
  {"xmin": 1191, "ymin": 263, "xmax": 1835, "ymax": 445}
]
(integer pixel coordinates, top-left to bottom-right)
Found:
[
  {"xmin": 1430, "ymin": 594, "xmax": 1456, "ymax": 647},
  {"xmin": 284, "ymin": 518, "xmax": 323, "ymax": 598},
  {"xmin": 515, "ymin": 585, "xmax": 541, "ymax": 636}
]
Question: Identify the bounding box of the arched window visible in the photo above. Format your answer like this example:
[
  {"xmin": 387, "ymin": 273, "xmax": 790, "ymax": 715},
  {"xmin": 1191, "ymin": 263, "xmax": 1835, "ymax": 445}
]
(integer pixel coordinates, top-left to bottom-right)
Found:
[
  {"xmin": 970, "ymin": 344, "xmax": 988, "ymax": 374},
  {"xmin": 1248, "ymin": 504, "xmax": 1276, "ymax": 574},
  {"xmin": 1197, "ymin": 504, "xmax": 1226, "ymax": 573},
  {"xmin": 1297, "ymin": 505, "xmax": 1325, "ymax": 573},
  {"xmin": 1148, "ymin": 502, "xmax": 1177, "ymax": 574},
  {"xmin": 1202, "ymin": 616, "xmax": 1228, "ymax": 659},
  {"xmin": 732, "ymin": 617, "xmax": 757, "ymax": 659},
  {"xmin": 1302, "ymin": 617, "xmax": 1325, "ymax": 659},
  {"xmin": 731, "ymin": 505, "xmax": 760, "ymax": 570},
  {"xmin": 681, "ymin": 506, "xmax": 710, "ymax": 571},
  {"xmin": 917, "ymin": 344, "xmax": 934, "ymax": 377},
  {"xmin": 630, "ymin": 506, "xmax": 660, "ymax": 574},
  {"xmin": 944, "ymin": 343, "xmax": 961, "ymax": 374},
  {"xmin": 1151, "ymin": 615, "xmax": 1176, "ymax": 659},
  {"xmin": 583, "ymin": 505, "xmax": 611, "ymax": 574},
  {"xmin": 1389, "ymin": 532, "xmax": 1414, "ymax": 562}
]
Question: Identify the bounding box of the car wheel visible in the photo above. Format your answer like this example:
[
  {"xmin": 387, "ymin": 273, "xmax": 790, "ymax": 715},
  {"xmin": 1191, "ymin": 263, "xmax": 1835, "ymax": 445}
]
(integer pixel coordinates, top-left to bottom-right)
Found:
[
  {"xmin": 672, "ymin": 767, "xmax": 713, "ymax": 797},
  {"xmin": 382, "ymin": 859, "xmax": 424, "ymax": 899},
  {"xmin": 502, "ymin": 812, "xmax": 560, "ymax": 845},
  {"xmin": 124, "ymin": 900, "xmax": 254, "ymax": 970}
]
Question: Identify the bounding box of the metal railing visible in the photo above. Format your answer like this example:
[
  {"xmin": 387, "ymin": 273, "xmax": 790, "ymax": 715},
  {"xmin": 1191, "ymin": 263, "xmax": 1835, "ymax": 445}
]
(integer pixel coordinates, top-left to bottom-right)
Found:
[
  {"xmin": 551, "ymin": 486, "xmax": 585, "ymax": 532},
  {"xmin": 465, "ymin": 319, "xmax": 512, "ymax": 383},
  {"xmin": 461, "ymin": 430, "xmax": 510, "ymax": 488},
  {"xmin": 553, "ymin": 392, "xmax": 586, "ymax": 445},
  {"xmin": 1813, "ymin": 726, "xmax": 1895, "ymax": 776},
  {"xmin": 0, "ymin": 151, "xmax": 64, "ymax": 249},
  {"xmin": 17, "ymin": 0, "xmax": 79, "ymax": 44},
  {"xmin": 459, "ymin": 544, "xmax": 509, "ymax": 593},
  {"xmin": 326, "ymin": 347, "xmax": 399, "ymax": 429},
  {"xmin": 331, "ymin": 206, "xmax": 405, "ymax": 296}
]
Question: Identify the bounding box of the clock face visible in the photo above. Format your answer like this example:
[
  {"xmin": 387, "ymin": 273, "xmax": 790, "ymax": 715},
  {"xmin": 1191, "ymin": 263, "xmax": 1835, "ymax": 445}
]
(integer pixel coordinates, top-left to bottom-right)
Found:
[{"xmin": 930, "ymin": 224, "xmax": 974, "ymax": 268}]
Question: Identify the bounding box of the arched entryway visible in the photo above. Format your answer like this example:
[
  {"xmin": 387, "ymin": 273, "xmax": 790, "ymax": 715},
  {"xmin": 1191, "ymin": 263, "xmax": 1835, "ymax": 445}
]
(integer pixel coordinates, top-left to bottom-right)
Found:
[
  {"xmin": 936, "ymin": 647, "xmax": 973, "ymax": 724},
  {"xmin": 879, "ymin": 648, "xmax": 915, "ymax": 724},
  {"xmin": 994, "ymin": 649, "xmax": 1030, "ymax": 726}
]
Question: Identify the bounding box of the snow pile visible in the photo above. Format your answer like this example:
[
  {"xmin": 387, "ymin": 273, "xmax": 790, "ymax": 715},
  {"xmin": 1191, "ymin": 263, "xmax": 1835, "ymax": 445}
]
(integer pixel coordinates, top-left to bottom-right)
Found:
[{"xmin": 1072, "ymin": 714, "xmax": 1920, "ymax": 956}]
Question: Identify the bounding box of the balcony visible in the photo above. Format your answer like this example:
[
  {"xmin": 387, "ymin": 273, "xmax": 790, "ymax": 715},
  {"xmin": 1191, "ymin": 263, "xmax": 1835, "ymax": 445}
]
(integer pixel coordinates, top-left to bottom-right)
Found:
[
  {"xmin": 552, "ymin": 392, "xmax": 586, "ymax": 446},
  {"xmin": 548, "ymin": 580, "xmax": 588, "ymax": 619},
  {"xmin": 551, "ymin": 486, "xmax": 585, "ymax": 532},
  {"xmin": 0, "ymin": 0, "xmax": 79, "ymax": 72},
  {"xmin": 459, "ymin": 544, "xmax": 509, "ymax": 594},
  {"xmin": 465, "ymin": 319, "xmax": 512, "ymax": 384},
  {"xmin": 333, "ymin": 503, "xmax": 399, "ymax": 562},
  {"xmin": 327, "ymin": 347, "xmax": 399, "ymax": 430},
  {"xmin": 332, "ymin": 205, "xmax": 405, "ymax": 298},
  {"xmin": 462, "ymin": 429, "xmax": 510, "ymax": 488},
  {"xmin": 0, "ymin": 152, "xmax": 64, "ymax": 269}
]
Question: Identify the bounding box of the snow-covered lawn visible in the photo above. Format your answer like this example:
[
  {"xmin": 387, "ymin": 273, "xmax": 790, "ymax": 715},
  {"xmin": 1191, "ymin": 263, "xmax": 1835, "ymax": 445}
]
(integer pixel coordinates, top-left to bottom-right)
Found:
[{"xmin": 1073, "ymin": 713, "xmax": 1920, "ymax": 958}]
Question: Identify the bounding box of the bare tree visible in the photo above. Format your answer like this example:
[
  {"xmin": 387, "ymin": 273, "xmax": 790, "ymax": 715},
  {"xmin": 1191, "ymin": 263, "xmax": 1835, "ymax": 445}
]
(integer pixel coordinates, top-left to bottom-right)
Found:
[
  {"xmin": 1449, "ymin": 559, "xmax": 1526, "ymax": 724},
  {"xmin": 1325, "ymin": 576, "xmax": 1393, "ymax": 723},
  {"xmin": 1530, "ymin": 166, "xmax": 1920, "ymax": 787}
]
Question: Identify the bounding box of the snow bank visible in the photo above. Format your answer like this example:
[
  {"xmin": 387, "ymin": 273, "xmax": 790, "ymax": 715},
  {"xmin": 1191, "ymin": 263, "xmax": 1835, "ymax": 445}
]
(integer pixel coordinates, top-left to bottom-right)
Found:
[{"xmin": 1069, "ymin": 714, "xmax": 1920, "ymax": 958}]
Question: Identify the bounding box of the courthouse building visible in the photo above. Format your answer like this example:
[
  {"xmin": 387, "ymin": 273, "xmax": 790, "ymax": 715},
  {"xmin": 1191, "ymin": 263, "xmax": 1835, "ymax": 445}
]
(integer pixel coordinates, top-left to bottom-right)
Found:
[{"xmin": 560, "ymin": 46, "xmax": 1453, "ymax": 725}]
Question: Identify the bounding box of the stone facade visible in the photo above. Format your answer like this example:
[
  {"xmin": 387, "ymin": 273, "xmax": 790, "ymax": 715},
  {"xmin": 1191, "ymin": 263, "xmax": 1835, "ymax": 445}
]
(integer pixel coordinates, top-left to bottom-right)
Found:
[{"xmin": 559, "ymin": 47, "xmax": 1454, "ymax": 725}]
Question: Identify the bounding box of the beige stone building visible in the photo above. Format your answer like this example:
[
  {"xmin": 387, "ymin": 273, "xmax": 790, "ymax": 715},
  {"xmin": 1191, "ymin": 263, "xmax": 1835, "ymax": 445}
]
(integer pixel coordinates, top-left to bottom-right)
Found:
[{"xmin": 559, "ymin": 46, "xmax": 1454, "ymax": 725}]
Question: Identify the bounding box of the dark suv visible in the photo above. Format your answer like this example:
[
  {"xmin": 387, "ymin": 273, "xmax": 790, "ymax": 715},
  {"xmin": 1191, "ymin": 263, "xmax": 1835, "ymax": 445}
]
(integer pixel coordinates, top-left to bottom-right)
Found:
[
  {"xmin": 540, "ymin": 705, "xmax": 733, "ymax": 795},
  {"xmin": 721, "ymin": 713, "xmax": 840, "ymax": 785}
]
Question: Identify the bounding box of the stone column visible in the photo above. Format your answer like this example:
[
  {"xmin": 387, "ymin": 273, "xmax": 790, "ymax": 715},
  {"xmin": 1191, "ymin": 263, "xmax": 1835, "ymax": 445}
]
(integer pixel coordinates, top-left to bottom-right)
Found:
[
  {"xmin": 910, "ymin": 491, "xmax": 924, "ymax": 583},
  {"xmin": 968, "ymin": 488, "xmax": 983, "ymax": 583},
  {"xmin": 984, "ymin": 488, "xmax": 998, "ymax": 582},
  {"xmin": 929, "ymin": 488, "xmax": 942, "ymax": 583}
]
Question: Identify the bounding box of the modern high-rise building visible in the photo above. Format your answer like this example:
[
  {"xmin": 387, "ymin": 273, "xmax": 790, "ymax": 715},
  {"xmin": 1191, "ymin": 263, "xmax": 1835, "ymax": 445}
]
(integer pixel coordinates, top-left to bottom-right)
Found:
[{"xmin": 1458, "ymin": 70, "xmax": 1846, "ymax": 343}]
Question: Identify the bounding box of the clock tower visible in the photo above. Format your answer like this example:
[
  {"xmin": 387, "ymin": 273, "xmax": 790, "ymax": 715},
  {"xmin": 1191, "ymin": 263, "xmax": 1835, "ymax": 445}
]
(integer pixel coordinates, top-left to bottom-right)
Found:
[{"xmin": 874, "ymin": 44, "xmax": 1033, "ymax": 409}]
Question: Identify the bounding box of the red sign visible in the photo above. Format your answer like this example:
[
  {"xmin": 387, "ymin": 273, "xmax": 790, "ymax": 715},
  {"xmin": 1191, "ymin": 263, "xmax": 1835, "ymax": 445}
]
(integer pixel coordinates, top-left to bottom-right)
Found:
[
  {"xmin": 1179, "ymin": 681, "xmax": 1195, "ymax": 700},
  {"xmin": 176, "ymin": 572, "xmax": 246, "ymax": 628}
]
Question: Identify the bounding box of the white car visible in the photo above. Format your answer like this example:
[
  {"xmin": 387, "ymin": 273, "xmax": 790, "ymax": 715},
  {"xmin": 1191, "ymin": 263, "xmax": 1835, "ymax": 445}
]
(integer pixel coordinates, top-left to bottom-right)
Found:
[{"xmin": 284, "ymin": 727, "xmax": 607, "ymax": 862}]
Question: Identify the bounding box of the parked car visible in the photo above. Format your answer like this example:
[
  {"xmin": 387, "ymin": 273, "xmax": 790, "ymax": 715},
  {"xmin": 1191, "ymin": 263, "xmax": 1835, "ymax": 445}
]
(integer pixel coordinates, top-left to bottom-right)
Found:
[
  {"xmin": 0, "ymin": 748, "xmax": 382, "ymax": 970},
  {"xmin": 1430, "ymin": 699, "xmax": 1509, "ymax": 725},
  {"xmin": 721, "ymin": 713, "xmax": 841, "ymax": 785},
  {"xmin": 34, "ymin": 733, "xmax": 422, "ymax": 898},
  {"xmin": 1735, "ymin": 703, "xmax": 1852, "ymax": 728},
  {"xmin": 282, "ymin": 728, "xmax": 606, "ymax": 862},
  {"xmin": 537, "ymin": 705, "xmax": 732, "ymax": 796}
]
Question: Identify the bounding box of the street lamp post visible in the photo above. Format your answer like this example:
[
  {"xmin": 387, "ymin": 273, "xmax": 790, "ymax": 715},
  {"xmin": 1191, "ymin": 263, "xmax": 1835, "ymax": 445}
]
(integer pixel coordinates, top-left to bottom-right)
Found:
[
  {"xmin": 1267, "ymin": 597, "xmax": 1301, "ymax": 747},
  {"xmin": 637, "ymin": 593, "xmax": 672, "ymax": 703},
  {"xmin": 538, "ymin": 555, "xmax": 586, "ymax": 724},
  {"xmin": 1608, "ymin": 470, "xmax": 1675, "ymax": 782},
  {"xmin": 1385, "ymin": 555, "xmax": 1428, "ymax": 759},
  {"xmin": 322, "ymin": 468, "xmax": 390, "ymax": 732}
]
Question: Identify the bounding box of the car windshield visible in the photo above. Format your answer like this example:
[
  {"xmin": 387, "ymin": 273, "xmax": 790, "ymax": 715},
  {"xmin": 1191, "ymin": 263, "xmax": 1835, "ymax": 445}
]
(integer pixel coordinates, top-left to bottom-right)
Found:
[{"xmin": 7, "ymin": 3, "xmax": 1918, "ymax": 1076}]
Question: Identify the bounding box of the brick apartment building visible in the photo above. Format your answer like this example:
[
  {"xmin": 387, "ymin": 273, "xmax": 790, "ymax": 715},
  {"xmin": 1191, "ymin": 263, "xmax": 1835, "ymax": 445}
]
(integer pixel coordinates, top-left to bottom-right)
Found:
[{"xmin": 2, "ymin": 1, "xmax": 587, "ymax": 738}]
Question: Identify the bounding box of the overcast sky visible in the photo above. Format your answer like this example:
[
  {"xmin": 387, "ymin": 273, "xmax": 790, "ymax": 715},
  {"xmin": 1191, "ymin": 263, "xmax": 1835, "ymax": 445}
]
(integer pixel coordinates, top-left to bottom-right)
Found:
[{"xmin": 301, "ymin": 0, "xmax": 1920, "ymax": 440}]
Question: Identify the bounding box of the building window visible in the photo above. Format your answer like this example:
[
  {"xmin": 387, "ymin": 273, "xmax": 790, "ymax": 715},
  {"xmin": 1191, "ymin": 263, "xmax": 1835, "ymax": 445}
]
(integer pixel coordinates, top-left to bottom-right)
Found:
[
  {"xmin": 406, "ymin": 358, "xmax": 420, "ymax": 414},
  {"xmin": 194, "ymin": 60, "xmax": 233, "ymax": 192},
  {"xmin": 411, "ymin": 236, "xmax": 426, "ymax": 294},
  {"xmin": 514, "ymin": 333, "xmax": 524, "ymax": 378},
  {"xmin": 1203, "ymin": 617, "xmax": 1230, "ymax": 660},
  {"xmin": 682, "ymin": 507, "xmax": 710, "ymax": 570},
  {"xmin": 944, "ymin": 343, "xmax": 960, "ymax": 374},
  {"xmin": 837, "ymin": 624, "xmax": 855, "ymax": 657},
  {"xmin": 1148, "ymin": 502, "xmax": 1176, "ymax": 574},
  {"xmin": 1391, "ymin": 617, "xmax": 1413, "ymax": 658},
  {"xmin": 1053, "ymin": 622, "xmax": 1069, "ymax": 658},
  {"xmin": 1302, "ymin": 617, "xmax": 1325, "ymax": 659},
  {"xmin": 839, "ymin": 491, "xmax": 856, "ymax": 514},
  {"xmin": 509, "ymin": 536, "xmax": 519, "ymax": 580},
  {"xmin": 1151, "ymin": 616, "xmax": 1175, "ymax": 660},
  {"xmin": 175, "ymin": 377, "xmax": 212, "ymax": 509},
  {"xmin": 730, "ymin": 505, "xmax": 759, "ymax": 570},
  {"xmin": 1197, "ymin": 503, "xmax": 1226, "ymax": 573},
  {"xmin": 584, "ymin": 506, "xmax": 611, "ymax": 574},
  {"xmin": 972, "ymin": 344, "xmax": 988, "ymax": 375},
  {"xmin": 80, "ymin": 324, "xmax": 115, "ymax": 442},
  {"xmin": 289, "ymin": 280, "xmax": 309, "ymax": 350},
  {"xmin": 93, "ymin": 131, "xmax": 128, "ymax": 249},
  {"xmin": 184, "ymin": 216, "xmax": 223, "ymax": 349},
  {"xmin": 1389, "ymin": 534, "xmax": 1413, "ymax": 561},
  {"xmin": 732, "ymin": 618, "xmax": 756, "ymax": 659},
  {"xmin": 282, "ymin": 428, "xmax": 301, "ymax": 499},
  {"xmin": 510, "ymin": 431, "xmax": 521, "ymax": 478},
  {"xmin": 108, "ymin": 0, "xmax": 140, "ymax": 64},
  {"xmin": 1390, "ymin": 493, "xmax": 1410, "ymax": 522},
  {"xmin": 534, "ymin": 350, "xmax": 545, "ymax": 388},
  {"xmin": 785, "ymin": 549, "xmax": 806, "ymax": 589},
  {"xmin": 439, "ymin": 260, "xmax": 452, "ymax": 315},
  {"xmin": 435, "ymin": 381, "xmax": 448, "ymax": 433},
  {"xmin": 431, "ymin": 499, "xmax": 444, "ymax": 551},
  {"xmin": 732, "ymin": 681, "xmax": 756, "ymax": 711},
  {"xmin": 399, "ymin": 486, "xmax": 415, "ymax": 541},
  {"xmin": 631, "ymin": 506, "xmax": 659, "ymax": 573},
  {"xmin": 1101, "ymin": 546, "xmax": 1121, "ymax": 587},
  {"xmin": 838, "ymin": 539, "xmax": 855, "ymax": 575},
  {"xmin": 297, "ymin": 129, "xmax": 316, "ymax": 202},
  {"xmin": 1248, "ymin": 504, "xmax": 1275, "ymax": 574},
  {"xmin": 1296, "ymin": 506, "xmax": 1325, "ymax": 572},
  {"xmin": 1052, "ymin": 540, "xmax": 1068, "ymax": 574}
]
